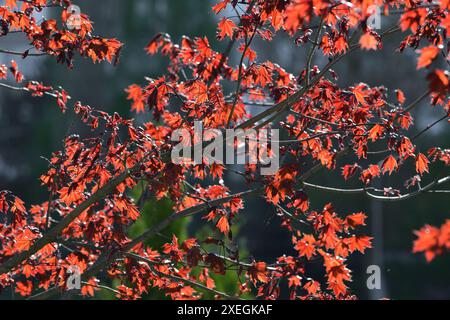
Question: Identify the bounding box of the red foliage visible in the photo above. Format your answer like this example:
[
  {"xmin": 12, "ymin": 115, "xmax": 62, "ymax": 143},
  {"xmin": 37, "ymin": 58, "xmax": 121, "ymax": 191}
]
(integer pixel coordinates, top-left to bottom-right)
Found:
[
  {"xmin": 413, "ymin": 221, "xmax": 450, "ymax": 262},
  {"xmin": 0, "ymin": 0, "xmax": 448, "ymax": 300}
]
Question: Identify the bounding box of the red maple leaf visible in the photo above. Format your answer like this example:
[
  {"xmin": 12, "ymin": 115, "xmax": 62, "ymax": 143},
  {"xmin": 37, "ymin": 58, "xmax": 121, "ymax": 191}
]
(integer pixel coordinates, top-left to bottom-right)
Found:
[
  {"xmin": 415, "ymin": 153, "xmax": 430, "ymax": 175},
  {"xmin": 218, "ymin": 18, "xmax": 236, "ymax": 39},
  {"xmin": 417, "ymin": 46, "xmax": 440, "ymax": 69},
  {"xmin": 382, "ymin": 155, "xmax": 398, "ymax": 175}
]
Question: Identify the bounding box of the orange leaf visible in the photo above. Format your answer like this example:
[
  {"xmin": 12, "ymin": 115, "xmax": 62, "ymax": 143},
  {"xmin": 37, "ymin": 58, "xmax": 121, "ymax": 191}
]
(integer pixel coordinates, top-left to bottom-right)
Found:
[
  {"xmin": 382, "ymin": 155, "xmax": 398, "ymax": 175},
  {"xmin": 270, "ymin": 9, "xmax": 283, "ymax": 31},
  {"xmin": 304, "ymin": 280, "xmax": 320, "ymax": 295},
  {"xmin": 344, "ymin": 235, "xmax": 372, "ymax": 253},
  {"xmin": 353, "ymin": 84, "xmax": 367, "ymax": 105},
  {"xmin": 368, "ymin": 124, "xmax": 385, "ymax": 142},
  {"xmin": 416, "ymin": 46, "xmax": 440, "ymax": 69},
  {"xmin": 6, "ymin": 0, "xmax": 17, "ymax": 8},
  {"xmin": 415, "ymin": 153, "xmax": 430, "ymax": 175},
  {"xmin": 413, "ymin": 225, "xmax": 440, "ymax": 262},
  {"xmin": 186, "ymin": 81, "xmax": 208, "ymax": 104},
  {"xmin": 288, "ymin": 275, "xmax": 302, "ymax": 288},
  {"xmin": 345, "ymin": 212, "xmax": 367, "ymax": 228},
  {"xmin": 359, "ymin": 33, "xmax": 378, "ymax": 50},
  {"xmin": 13, "ymin": 196, "xmax": 26, "ymax": 213},
  {"xmin": 218, "ymin": 18, "xmax": 236, "ymax": 39},
  {"xmin": 212, "ymin": 0, "xmax": 229, "ymax": 14},
  {"xmin": 16, "ymin": 229, "xmax": 37, "ymax": 252},
  {"xmin": 125, "ymin": 84, "xmax": 145, "ymax": 113},
  {"xmin": 216, "ymin": 216, "xmax": 230, "ymax": 234},
  {"xmin": 248, "ymin": 262, "xmax": 269, "ymax": 284},
  {"xmin": 396, "ymin": 89, "xmax": 406, "ymax": 104},
  {"xmin": 295, "ymin": 234, "xmax": 316, "ymax": 259},
  {"xmin": 15, "ymin": 281, "xmax": 32, "ymax": 297}
]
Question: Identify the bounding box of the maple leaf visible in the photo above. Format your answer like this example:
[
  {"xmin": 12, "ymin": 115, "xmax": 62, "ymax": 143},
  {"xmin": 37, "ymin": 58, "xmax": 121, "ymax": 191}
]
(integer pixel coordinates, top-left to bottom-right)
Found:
[
  {"xmin": 22, "ymin": 264, "xmax": 34, "ymax": 278},
  {"xmin": 185, "ymin": 80, "xmax": 208, "ymax": 104},
  {"xmin": 182, "ymin": 238, "xmax": 198, "ymax": 250},
  {"xmin": 397, "ymin": 136, "xmax": 415, "ymax": 159},
  {"xmin": 81, "ymin": 279, "xmax": 97, "ymax": 297},
  {"xmin": 126, "ymin": 84, "xmax": 145, "ymax": 113},
  {"xmin": 335, "ymin": 36, "xmax": 348, "ymax": 54},
  {"xmin": 248, "ymin": 262, "xmax": 269, "ymax": 284},
  {"xmin": 0, "ymin": 194, "xmax": 9, "ymax": 213},
  {"xmin": 58, "ymin": 185, "xmax": 84, "ymax": 206},
  {"xmin": 295, "ymin": 234, "xmax": 316, "ymax": 259},
  {"xmin": 253, "ymin": 64, "xmax": 272, "ymax": 87},
  {"xmin": 15, "ymin": 281, "xmax": 32, "ymax": 297},
  {"xmin": 6, "ymin": 0, "xmax": 17, "ymax": 9},
  {"xmin": 400, "ymin": 8, "xmax": 427, "ymax": 32},
  {"xmin": 218, "ymin": 18, "xmax": 236, "ymax": 39},
  {"xmin": 328, "ymin": 279, "xmax": 348, "ymax": 297},
  {"xmin": 416, "ymin": 153, "xmax": 430, "ymax": 175},
  {"xmin": 186, "ymin": 246, "xmax": 202, "ymax": 267},
  {"xmin": 427, "ymin": 69, "xmax": 449, "ymax": 99},
  {"xmin": 345, "ymin": 212, "xmax": 367, "ymax": 229},
  {"xmin": 368, "ymin": 124, "xmax": 385, "ymax": 142},
  {"xmin": 0, "ymin": 64, "xmax": 7, "ymax": 80},
  {"xmin": 322, "ymin": 254, "xmax": 352, "ymax": 297},
  {"xmin": 216, "ymin": 216, "xmax": 230, "ymax": 234},
  {"xmin": 382, "ymin": 155, "xmax": 398, "ymax": 175},
  {"xmin": 266, "ymin": 165, "xmax": 297, "ymax": 205},
  {"xmin": 416, "ymin": 46, "xmax": 440, "ymax": 69},
  {"xmin": 13, "ymin": 196, "xmax": 26, "ymax": 213},
  {"xmin": 288, "ymin": 275, "xmax": 302, "ymax": 288},
  {"xmin": 397, "ymin": 113, "xmax": 413, "ymax": 130},
  {"xmin": 145, "ymin": 33, "xmax": 168, "ymax": 54},
  {"xmin": 212, "ymin": 0, "xmax": 229, "ymax": 14},
  {"xmin": 344, "ymin": 235, "xmax": 372, "ymax": 253},
  {"xmin": 342, "ymin": 164, "xmax": 360, "ymax": 180},
  {"xmin": 16, "ymin": 228, "xmax": 38, "ymax": 252},
  {"xmin": 413, "ymin": 225, "xmax": 440, "ymax": 262},
  {"xmin": 290, "ymin": 191, "xmax": 309, "ymax": 213},
  {"xmin": 396, "ymin": 89, "xmax": 406, "ymax": 104},
  {"xmin": 199, "ymin": 268, "xmax": 216, "ymax": 289},
  {"xmin": 270, "ymin": 9, "xmax": 283, "ymax": 31},
  {"xmin": 205, "ymin": 254, "xmax": 226, "ymax": 275},
  {"xmin": 359, "ymin": 32, "xmax": 378, "ymax": 50},
  {"xmin": 439, "ymin": 221, "xmax": 450, "ymax": 249},
  {"xmin": 353, "ymin": 84, "xmax": 368, "ymax": 106},
  {"xmin": 9, "ymin": 60, "xmax": 23, "ymax": 83},
  {"xmin": 304, "ymin": 280, "xmax": 320, "ymax": 295},
  {"xmin": 284, "ymin": 1, "xmax": 311, "ymax": 34}
]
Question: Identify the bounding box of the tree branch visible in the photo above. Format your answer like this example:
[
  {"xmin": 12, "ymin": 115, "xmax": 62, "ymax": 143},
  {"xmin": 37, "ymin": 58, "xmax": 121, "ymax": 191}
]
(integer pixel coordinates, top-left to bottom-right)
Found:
[
  {"xmin": 0, "ymin": 169, "xmax": 132, "ymax": 275},
  {"xmin": 28, "ymin": 189, "xmax": 262, "ymax": 299},
  {"xmin": 0, "ymin": 48, "xmax": 46, "ymax": 57},
  {"xmin": 303, "ymin": 176, "xmax": 450, "ymax": 202},
  {"xmin": 124, "ymin": 252, "xmax": 241, "ymax": 300}
]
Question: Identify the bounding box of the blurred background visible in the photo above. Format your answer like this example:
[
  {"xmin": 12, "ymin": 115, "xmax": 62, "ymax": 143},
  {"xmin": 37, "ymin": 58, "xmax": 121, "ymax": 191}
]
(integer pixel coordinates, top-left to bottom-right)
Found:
[{"xmin": 0, "ymin": 0, "xmax": 449, "ymax": 299}]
